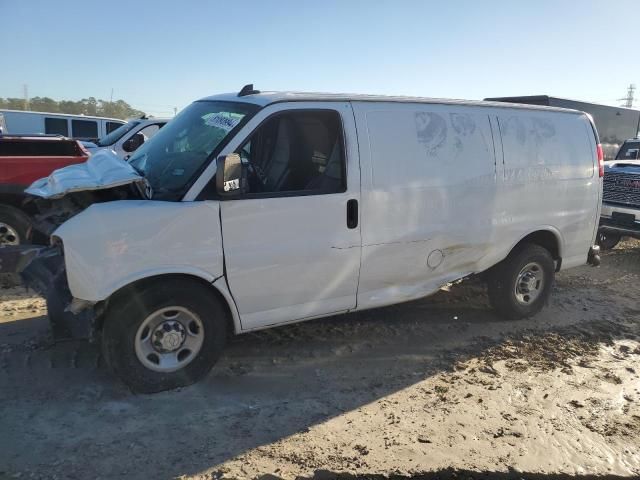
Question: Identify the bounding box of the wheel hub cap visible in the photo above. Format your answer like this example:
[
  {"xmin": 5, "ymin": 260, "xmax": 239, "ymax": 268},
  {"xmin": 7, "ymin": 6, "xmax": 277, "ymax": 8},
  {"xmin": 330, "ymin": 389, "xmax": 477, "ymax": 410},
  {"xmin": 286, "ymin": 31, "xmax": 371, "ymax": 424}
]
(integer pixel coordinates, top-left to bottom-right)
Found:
[
  {"xmin": 134, "ymin": 306, "xmax": 204, "ymax": 373},
  {"xmin": 514, "ymin": 262, "xmax": 544, "ymax": 305},
  {"xmin": 152, "ymin": 321, "xmax": 186, "ymax": 353},
  {"xmin": 0, "ymin": 222, "xmax": 20, "ymax": 246}
]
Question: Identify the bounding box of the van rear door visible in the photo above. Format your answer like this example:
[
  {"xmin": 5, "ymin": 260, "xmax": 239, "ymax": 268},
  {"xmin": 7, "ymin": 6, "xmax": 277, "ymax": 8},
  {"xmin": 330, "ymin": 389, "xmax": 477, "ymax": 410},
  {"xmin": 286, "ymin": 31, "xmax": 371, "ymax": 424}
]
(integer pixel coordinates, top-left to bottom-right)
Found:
[{"xmin": 218, "ymin": 102, "xmax": 362, "ymax": 331}]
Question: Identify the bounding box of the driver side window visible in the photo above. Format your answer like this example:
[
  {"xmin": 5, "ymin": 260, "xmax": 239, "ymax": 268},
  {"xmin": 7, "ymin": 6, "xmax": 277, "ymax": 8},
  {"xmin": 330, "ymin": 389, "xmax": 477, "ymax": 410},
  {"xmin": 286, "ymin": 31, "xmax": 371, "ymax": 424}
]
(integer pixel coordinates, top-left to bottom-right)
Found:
[{"xmin": 237, "ymin": 110, "xmax": 346, "ymax": 195}]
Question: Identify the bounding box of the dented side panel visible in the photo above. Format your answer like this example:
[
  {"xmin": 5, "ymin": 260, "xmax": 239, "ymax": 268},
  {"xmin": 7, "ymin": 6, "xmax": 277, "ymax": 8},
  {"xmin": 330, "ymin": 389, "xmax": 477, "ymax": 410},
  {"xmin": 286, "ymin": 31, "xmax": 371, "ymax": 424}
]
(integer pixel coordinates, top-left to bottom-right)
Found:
[
  {"xmin": 352, "ymin": 102, "xmax": 499, "ymax": 309},
  {"xmin": 351, "ymin": 101, "xmax": 598, "ymax": 310},
  {"xmin": 54, "ymin": 200, "xmax": 224, "ymax": 302}
]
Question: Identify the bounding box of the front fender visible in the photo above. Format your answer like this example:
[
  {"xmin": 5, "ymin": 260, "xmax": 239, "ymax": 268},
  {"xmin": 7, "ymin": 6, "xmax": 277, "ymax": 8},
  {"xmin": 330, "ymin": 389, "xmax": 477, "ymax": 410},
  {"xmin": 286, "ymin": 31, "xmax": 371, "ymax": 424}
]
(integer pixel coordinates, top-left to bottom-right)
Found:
[{"xmin": 54, "ymin": 200, "xmax": 223, "ymax": 302}]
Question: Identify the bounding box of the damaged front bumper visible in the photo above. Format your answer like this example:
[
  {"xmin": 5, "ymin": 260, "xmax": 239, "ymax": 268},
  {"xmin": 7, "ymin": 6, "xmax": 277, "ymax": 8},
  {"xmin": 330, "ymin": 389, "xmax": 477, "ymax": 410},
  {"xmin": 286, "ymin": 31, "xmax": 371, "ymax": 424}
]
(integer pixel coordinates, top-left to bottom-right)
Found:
[{"xmin": 0, "ymin": 244, "xmax": 98, "ymax": 340}]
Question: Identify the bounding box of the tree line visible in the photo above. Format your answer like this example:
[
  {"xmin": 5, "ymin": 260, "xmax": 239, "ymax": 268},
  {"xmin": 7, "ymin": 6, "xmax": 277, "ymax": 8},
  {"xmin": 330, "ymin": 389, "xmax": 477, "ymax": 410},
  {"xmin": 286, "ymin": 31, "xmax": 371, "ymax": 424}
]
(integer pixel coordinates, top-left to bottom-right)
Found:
[{"xmin": 0, "ymin": 96, "xmax": 145, "ymax": 120}]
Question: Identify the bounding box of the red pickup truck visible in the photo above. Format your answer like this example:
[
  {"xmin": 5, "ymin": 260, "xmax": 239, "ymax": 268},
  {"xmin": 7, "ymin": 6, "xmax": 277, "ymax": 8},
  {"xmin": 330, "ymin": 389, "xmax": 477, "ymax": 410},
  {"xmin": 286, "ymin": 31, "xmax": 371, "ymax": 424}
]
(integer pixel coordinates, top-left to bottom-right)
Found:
[{"xmin": 0, "ymin": 135, "xmax": 89, "ymax": 245}]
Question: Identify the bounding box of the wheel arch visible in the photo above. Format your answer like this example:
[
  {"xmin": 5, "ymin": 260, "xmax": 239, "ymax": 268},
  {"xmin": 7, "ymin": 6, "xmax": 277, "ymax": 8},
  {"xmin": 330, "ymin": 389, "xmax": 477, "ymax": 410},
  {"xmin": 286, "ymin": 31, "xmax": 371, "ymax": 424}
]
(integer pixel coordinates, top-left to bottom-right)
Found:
[
  {"xmin": 0, "ymin": 193, "xmax": 28, "ymax": 210},
  {"xmin": 96, "ymin": 273, "xmax": 240, "ymax": 337},
  {"xmin": 507, "ymin": 227, "xmax": 563, "ymax": 268}
]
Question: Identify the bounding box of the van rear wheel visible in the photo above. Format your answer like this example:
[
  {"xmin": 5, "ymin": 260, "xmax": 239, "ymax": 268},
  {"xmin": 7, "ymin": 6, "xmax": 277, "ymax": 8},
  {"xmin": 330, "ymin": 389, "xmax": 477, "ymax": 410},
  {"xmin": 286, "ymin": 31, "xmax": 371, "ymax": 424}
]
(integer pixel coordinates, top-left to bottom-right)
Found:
[
  {"xmin": 487, "ymin": 243, "xmax": 555, "ymax": 320},
  {"xmin": 101, "ymin": 279, "xmax": 228, "ymax": 393}
]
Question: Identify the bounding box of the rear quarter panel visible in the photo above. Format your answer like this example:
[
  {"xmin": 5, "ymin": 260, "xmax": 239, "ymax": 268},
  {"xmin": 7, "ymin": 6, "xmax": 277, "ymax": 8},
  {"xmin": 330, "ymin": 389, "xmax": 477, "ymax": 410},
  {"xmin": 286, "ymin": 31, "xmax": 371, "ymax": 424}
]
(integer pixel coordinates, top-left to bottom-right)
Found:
[{"xmin": 494, "ymin": 109, "xmax": 600, "ymax": 268}]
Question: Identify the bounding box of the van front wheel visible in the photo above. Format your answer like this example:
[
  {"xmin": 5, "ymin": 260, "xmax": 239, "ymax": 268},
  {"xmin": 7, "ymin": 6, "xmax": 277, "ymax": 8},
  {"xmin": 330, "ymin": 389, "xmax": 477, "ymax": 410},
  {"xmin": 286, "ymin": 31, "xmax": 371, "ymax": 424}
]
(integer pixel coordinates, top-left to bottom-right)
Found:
[
  {"xmin": 101, "ymin": 279, "xmax": 228, "ymax": 393},
  {"xmin": 487, "ymin": 244, "xmax": 555, "ymax": 320}
]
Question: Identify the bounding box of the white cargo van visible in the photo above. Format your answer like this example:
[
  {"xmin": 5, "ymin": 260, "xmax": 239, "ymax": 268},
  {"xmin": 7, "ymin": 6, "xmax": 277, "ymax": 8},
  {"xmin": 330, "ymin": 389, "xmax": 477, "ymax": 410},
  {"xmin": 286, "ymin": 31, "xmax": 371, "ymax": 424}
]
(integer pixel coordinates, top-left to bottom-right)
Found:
[
  {"xmin": 16, "ymin": 86, "xmax": 603, "ymax": 392},
  {"xmin": 0, "ymin": 109, "xmax": 125, "ymax": 142}
]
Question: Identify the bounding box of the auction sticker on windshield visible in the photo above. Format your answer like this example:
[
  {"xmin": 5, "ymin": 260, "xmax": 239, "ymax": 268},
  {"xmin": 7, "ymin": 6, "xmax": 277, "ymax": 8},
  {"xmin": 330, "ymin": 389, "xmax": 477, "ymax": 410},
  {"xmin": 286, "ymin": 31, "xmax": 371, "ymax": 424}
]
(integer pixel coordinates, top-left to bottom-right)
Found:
[{"xmin": 203, "ymin": 113, "xmax": 242, "ymax": 132}]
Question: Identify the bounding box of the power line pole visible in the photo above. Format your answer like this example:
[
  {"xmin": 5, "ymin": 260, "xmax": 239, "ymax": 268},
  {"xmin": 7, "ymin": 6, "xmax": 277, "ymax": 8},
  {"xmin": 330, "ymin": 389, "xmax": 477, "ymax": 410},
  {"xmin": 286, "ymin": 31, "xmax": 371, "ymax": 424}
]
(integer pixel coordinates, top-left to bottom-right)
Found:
[
  {"xmin": 619, "ymin": 84, "xmax": 636, "ymax": 108},
  {"xmin": 173, "ymin": 107, "xmax": 177, "ymax": 116},
  {"xmin": 110, "ymin": 88, "xmax": 114, "ymax": 103},
  {"xmin": 23, "ymin": 84, "xmax": 29, "ymax": 110}
]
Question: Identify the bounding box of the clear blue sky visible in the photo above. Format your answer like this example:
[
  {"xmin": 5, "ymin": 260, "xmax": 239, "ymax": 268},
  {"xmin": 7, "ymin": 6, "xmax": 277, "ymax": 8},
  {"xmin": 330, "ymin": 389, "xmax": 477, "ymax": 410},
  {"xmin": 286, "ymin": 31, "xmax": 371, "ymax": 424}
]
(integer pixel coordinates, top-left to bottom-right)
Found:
[{"xmin": 1, "ymin": 0, "xmax": 638, "ymax": 116}]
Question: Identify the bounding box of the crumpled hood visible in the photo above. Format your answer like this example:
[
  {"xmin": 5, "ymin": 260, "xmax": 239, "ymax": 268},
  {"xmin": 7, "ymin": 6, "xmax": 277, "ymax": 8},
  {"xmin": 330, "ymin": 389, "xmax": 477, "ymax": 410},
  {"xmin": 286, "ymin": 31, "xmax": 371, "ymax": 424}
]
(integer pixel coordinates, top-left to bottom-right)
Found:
[{"xmin": 25, "ymin": 149, "xmax": 145, "ymax": 199}]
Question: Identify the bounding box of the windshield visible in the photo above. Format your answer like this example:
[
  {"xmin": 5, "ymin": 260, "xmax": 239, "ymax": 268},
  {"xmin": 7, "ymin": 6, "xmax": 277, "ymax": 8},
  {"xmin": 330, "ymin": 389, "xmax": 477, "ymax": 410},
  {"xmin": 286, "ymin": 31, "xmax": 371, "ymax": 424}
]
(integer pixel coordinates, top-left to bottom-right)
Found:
[
  {"xmin": 616, "ymin": 141, "xmax": 640, "ymax": 160},
  {"xmin": 128, "ymin": 100, "xmax": 258, "ymax": 200},
  {"xmin": 96, "ymin": 121, "xmax": 141, "ymax": 146}
]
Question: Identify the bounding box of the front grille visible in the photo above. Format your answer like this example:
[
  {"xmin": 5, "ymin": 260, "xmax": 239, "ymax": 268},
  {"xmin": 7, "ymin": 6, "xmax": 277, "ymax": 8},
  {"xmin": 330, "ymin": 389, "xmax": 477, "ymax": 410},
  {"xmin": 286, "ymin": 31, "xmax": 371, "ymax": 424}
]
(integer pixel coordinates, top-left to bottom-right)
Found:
[{"xmin": 603, "ymin": 172, "xmax": 640, "ymax": 207}]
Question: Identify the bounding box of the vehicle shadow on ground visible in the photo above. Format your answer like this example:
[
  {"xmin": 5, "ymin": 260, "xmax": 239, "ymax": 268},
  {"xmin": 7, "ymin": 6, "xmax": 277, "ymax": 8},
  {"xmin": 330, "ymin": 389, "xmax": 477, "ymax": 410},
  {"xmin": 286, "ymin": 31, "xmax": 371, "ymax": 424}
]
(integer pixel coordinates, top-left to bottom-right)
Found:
[
  {"xmin": 259, "ymin": 469, "xmax": 637, "ymax": 480},
  {"xmin": 1, "ymin": 248, "xmax": 639, "ymax": 479}
]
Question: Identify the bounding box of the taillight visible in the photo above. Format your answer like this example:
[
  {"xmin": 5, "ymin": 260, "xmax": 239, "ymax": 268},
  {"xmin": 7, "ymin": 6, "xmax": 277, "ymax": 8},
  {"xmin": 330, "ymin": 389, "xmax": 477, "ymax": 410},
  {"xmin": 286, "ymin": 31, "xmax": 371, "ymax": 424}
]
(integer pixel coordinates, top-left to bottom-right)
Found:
[{"xmin": 597, "ymin": 144, "xmax": 604, "ymax": 177}]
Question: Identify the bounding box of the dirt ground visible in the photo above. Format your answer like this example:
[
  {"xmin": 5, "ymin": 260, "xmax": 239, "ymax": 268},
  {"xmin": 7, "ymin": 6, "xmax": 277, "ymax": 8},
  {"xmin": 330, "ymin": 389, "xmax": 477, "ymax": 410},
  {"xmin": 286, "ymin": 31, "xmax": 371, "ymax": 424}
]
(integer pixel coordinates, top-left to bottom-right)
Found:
[{"xmin": 1, "ymin": 241, "xmax": 640, "ymax": 480}]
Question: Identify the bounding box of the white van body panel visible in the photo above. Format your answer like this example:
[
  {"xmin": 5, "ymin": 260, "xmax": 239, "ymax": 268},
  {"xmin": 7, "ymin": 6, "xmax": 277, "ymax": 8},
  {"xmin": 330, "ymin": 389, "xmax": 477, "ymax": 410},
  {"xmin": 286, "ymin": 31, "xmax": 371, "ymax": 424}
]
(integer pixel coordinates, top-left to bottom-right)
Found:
[
  {"xmin": 494, "ymin": 108, "xmax": 600, "ymax": 269},
  {"xmin": 353, "ymin": 102, "xmax": 499, "ymax": 308},
  {"xmin": 208, "ymin": 102, "xmax": 362, "ymax": 331},
  {"xmin": 351, "ymin": 101, "xmax": 599, "ymax": 310},
  {"xmin": 54, "ymin": 200, "xmax": 224, "ymax": 302}
]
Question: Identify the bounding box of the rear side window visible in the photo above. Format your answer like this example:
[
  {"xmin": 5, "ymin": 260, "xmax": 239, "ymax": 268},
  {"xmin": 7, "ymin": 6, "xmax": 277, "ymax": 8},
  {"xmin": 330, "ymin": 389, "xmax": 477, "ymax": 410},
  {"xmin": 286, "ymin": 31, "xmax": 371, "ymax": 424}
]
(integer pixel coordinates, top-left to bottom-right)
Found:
[
  {"xmin": 71, "ymin": 119, "xmax": 98, "ymax": 140},
  {"xmin": 106, "ymin": 121, "xmax": 124, "ymax": 134},
  {"xmin": 616, "ymin": 142, "xmax": 640, "ymax": 160},
  {"xmin": 237, "ymin": 110, "xmax": 345, "ymax": 195},
  {"xmin": 44, "ymin": 117, "xmax": 68, "ymax": 136}
]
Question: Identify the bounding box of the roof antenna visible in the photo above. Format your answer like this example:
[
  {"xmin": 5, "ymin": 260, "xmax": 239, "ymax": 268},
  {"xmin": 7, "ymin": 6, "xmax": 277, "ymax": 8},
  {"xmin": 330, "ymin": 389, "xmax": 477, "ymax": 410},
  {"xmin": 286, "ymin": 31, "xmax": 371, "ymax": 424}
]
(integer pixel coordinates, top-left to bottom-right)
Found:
[{"xmin": 238, "ymin": 84, "xmax": 260, "ymax": 97}]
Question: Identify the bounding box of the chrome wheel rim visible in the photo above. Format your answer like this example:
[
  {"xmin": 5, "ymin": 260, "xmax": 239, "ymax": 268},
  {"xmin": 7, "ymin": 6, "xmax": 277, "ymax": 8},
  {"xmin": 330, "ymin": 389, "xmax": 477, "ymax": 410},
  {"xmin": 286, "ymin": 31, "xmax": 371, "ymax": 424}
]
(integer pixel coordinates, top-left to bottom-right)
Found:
[
  {"xmin": 134, "ymin": 306, "xmax": 204, "ymax": 373},
  {"xmin": 514, "ymin": 262, "xmax": 544, "ymax": 305},
  {"xmin": 0, "ymin": 222, "xmax": 20, "ymax": 246}
]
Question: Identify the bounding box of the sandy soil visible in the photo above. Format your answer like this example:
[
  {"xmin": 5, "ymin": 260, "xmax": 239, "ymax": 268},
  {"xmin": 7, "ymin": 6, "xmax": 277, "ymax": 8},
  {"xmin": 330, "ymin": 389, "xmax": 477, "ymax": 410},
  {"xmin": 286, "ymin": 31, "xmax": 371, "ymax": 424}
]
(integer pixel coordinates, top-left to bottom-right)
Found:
[{"xmin": 1, "ymin": 241, "xmax": 640, "ymax": 479}]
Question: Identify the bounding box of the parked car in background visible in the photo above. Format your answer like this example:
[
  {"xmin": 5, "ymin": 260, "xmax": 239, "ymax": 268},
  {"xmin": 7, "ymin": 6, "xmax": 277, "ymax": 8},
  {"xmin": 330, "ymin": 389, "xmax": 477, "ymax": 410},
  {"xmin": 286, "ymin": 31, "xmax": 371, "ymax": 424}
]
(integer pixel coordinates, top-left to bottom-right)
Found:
[
  {"xmin": 0, "ymin": 112, "xmax": 7, "ymax": 134},
  {"xmin": 0, "ymin": 110, "xmax": 126, "ymax": 143},
  {"xmin": 82, "ymin": 116, "xmax": 169, "ymax": 159},
  {"xmin": 615, "ymin": 137, "xmax": 640, "ymax": 161},
  {"xmin": 7, "ymin": 87, "xmax": 603, "ymax": 393},
  {"xmin": 598, "ymin": 138, "xmax": 640, "ymax": 249},
  {"xmin": 0, "ymin": 135, "xmax": 89, "ymax": 245},
  {"xmin": 485, "ymin": 95, "xmax": 640, "ymax": 161}
]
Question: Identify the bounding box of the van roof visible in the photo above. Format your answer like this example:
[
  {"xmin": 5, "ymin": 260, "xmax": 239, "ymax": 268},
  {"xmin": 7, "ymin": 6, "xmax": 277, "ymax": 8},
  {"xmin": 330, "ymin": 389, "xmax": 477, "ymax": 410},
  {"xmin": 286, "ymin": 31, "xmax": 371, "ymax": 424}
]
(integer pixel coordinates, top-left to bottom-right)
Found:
[
  {"xmin": 125, "ymin": 117, "xmax": 172, "ymax": 123},
  {"xmin": 0, "ymin": 109, "xmax": 126, "ymax": 122},
  {"xmin": 198, "ymin": 91, "xmax": 586, "ymax": 115}
]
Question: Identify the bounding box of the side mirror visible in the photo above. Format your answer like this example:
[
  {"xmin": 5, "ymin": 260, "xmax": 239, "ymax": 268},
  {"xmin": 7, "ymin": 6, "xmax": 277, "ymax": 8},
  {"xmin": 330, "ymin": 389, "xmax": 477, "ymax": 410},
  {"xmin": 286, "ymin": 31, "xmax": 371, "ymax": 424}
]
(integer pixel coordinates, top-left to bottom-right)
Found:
[
  {"xmin": 216, "ymin": 153, "xmax": 246, "ymax": 197},
  {"xmin": 123, "ymin": 133, "xmax": 145, "ymax": 152}
]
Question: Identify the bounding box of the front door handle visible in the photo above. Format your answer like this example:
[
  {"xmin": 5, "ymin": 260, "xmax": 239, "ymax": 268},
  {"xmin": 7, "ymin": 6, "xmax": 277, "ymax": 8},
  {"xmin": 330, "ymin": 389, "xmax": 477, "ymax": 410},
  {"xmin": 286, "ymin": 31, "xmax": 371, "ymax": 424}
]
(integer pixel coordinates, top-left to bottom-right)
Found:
[{"xmin": 347, "ymin": 199, "xmax": 358, "ymax": 229}]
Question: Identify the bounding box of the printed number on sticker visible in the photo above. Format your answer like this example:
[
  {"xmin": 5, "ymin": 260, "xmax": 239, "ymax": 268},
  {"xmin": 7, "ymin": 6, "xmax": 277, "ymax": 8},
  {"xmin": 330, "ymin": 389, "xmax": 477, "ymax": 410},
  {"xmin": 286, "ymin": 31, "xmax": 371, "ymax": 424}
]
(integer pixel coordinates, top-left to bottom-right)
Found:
[{"xmin": 224, "ymin": 179, "xmax": 240, "ymax": 192}]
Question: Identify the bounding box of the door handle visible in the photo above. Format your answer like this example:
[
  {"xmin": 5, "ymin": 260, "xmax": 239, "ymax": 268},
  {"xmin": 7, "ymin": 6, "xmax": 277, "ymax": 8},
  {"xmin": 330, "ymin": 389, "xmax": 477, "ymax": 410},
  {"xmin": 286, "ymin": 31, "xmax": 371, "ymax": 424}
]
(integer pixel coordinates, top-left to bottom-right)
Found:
[{"xmin": 347, "ymin": 199, "xmax": 358, "ymax": 229}]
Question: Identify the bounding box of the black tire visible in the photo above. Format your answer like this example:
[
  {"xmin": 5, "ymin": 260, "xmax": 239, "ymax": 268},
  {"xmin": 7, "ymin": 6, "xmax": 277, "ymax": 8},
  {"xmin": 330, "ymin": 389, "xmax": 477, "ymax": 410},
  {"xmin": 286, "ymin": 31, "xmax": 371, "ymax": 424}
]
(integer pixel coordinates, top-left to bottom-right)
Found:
[
  {"xmin": 487, "ymin": 243, "xmax": 555, "ymax": 320},
  {"xmin": 0, "ymin": 205, "xmax": 32, "ymax": 245},
  {"xmin": 46, "ymin": 271, "xmax": 74, "ymax": 338},
  {"xmin": 596, "ymin": 230, "xmax": 621, "ymax": 251},
  {"xmin": 45, "ymin": 270, "xmax": 94, "ymax": 340},
  {"xmin": 101, "ymin": 279, "xmax": 229, "ymax": 393}
]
